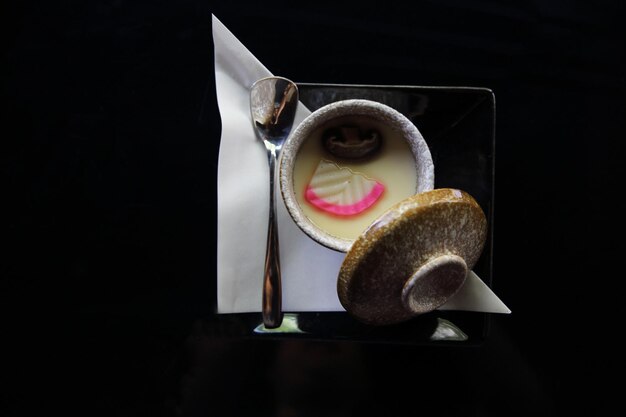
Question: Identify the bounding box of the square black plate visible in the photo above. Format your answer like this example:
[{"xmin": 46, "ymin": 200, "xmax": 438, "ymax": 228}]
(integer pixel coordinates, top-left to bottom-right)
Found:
[{"xmin": 212, "ymin": 83, "xmax": 495, "ymax": 345}]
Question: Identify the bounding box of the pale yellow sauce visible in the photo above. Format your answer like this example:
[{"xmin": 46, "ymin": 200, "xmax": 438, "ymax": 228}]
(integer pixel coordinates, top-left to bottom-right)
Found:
[{"xmin": 292, "ymin": 116, "xmax": 418, "ymax": 241}]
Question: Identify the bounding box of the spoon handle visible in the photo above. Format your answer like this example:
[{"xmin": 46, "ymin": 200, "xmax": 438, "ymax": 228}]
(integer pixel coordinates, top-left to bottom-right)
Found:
[{"xmin": 263, "ymin": 150, "xmax": 283, "ymax": 328}]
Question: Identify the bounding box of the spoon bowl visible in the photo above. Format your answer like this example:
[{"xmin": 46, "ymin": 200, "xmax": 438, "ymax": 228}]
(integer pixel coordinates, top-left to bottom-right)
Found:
[{"xmin": 250, "ymin": 76, "xmax": 299, "ymax": 329}]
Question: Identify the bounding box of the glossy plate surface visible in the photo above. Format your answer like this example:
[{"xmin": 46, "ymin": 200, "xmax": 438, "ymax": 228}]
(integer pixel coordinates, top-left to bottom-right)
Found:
[{"xmin": 214, "ymin": 83, "xmax": 495, "ymax": 345}]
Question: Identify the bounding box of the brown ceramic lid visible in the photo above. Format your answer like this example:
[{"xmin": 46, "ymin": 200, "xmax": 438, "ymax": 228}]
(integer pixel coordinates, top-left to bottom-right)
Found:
[{"xmin": 337, "ymin": 188, "xmax": 487, "ymax": 325}]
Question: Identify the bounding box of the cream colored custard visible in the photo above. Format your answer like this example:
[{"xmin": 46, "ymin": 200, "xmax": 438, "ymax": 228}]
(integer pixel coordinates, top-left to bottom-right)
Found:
[{"xmin": 292, "ymin": 116, "xmax": 418, "ymax": 241}]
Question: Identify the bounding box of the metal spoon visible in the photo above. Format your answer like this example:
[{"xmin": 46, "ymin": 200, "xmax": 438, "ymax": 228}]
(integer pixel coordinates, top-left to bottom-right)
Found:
[{"xmin": 250, "ymin": 76, "xmax": 299, "ymax": 329}]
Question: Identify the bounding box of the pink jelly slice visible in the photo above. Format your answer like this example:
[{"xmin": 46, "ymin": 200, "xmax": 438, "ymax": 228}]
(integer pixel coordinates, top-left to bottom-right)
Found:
[{"xmin": 304, "ymin": 160, "xmax": 385, "ymax": 216}]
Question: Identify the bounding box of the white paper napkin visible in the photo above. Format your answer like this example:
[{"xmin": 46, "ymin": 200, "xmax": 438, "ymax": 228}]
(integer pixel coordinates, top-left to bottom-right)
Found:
[{"xmin": 212, "ymin": 14, "xmax": 510, "ymax": 315}]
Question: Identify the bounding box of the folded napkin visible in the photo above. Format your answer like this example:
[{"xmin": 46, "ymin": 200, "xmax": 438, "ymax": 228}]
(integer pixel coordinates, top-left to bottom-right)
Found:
[{"xmin": 212, "ymin": 14, "xmax": 510, "ymax": 315}]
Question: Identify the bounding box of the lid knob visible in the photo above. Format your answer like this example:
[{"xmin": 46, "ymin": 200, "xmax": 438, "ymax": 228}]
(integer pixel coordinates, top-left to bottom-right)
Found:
[{"xmin": 401, "ymin": 254, "xmax": 468, "ymax": 314}]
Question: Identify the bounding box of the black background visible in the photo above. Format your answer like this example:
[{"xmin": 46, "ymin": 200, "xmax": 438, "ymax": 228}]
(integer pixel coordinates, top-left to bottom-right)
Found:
[{"xmin": 2, "ymin": 1, "xmax": 625, "ymax": 416}]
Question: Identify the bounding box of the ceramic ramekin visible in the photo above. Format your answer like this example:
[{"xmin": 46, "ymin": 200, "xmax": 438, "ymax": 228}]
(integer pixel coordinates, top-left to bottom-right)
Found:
[{"xmin": 280, "ymin": 99, "xmax": 435, "ymax": 252}]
